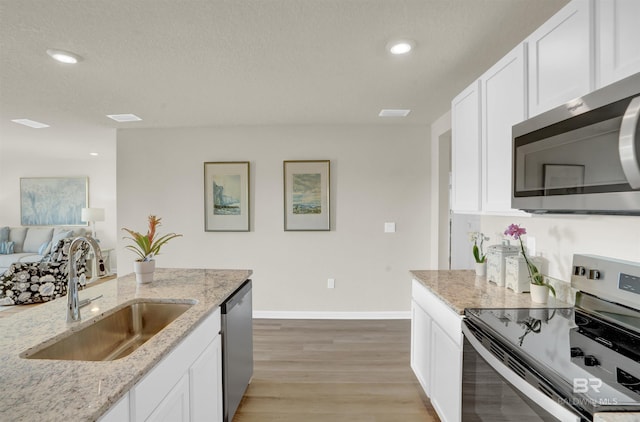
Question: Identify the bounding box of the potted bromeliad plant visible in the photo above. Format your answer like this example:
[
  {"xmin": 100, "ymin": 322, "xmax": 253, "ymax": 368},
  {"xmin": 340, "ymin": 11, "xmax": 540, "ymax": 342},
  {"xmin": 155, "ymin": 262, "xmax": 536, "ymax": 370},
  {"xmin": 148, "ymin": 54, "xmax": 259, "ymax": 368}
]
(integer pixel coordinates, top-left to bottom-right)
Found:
[
  {"xmin": 122, "ymin": 215, "xmax": 182, "ymax": 284},
  {"xmin": 469, "ymin": 232, "xmax": 489, "ymax": 276},
  {"xmin": 504, "ymin": 224, "xmax": 555, "ymax": 303}
]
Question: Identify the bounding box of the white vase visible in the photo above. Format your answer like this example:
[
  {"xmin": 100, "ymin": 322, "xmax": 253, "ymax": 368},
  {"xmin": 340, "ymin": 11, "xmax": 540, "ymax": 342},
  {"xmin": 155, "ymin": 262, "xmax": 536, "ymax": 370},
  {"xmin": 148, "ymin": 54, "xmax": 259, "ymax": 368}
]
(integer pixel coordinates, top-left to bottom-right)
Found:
[
  {"xmin": 133, "ymin": 260, "xmax": 156, "ymax": 284},
  {"xmin": 475, "ymin": 262, "xmax": 487, "ymax": 277},
  {"xmin": 530, "ymin": 283, "xmax": 549, "ymax": 304}
]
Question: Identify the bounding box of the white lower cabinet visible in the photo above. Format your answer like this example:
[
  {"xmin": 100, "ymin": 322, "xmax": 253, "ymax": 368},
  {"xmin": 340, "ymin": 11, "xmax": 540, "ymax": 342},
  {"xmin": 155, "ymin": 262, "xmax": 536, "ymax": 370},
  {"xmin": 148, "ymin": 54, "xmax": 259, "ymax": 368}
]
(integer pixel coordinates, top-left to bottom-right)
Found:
[
  {"xmin": 430, "ymin": 323, "xmax": 463, "ymax": 422},
  {"xmin": 190, "ymin": 335, "xmax": 223, "ymax": 422},
  {"xmin": 147, "ymin": 373, "xmax": 191, "ymax": 422},
  {"xmin": 100, "ymin": 394, "xmax": 130, "ymax": 422},
  {"xmin": 410, "ymin": 280, "xmax": 463, "ymax": 422},
  {"xmin": 410, "ymin": 300, "xmax": 432, "ymax": 396},
  {"xmin": 99, "ymin": 308, "xmax": 223, "ymax": 422}
]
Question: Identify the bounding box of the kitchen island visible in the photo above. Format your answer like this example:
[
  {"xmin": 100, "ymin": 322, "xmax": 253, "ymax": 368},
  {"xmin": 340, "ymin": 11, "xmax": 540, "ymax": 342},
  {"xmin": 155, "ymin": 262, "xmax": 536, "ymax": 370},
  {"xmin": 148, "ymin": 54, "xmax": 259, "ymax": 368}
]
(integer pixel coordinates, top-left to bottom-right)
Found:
[{"xmin": 0, "ymin": 268, "xmax": 252, "ymax": 422}]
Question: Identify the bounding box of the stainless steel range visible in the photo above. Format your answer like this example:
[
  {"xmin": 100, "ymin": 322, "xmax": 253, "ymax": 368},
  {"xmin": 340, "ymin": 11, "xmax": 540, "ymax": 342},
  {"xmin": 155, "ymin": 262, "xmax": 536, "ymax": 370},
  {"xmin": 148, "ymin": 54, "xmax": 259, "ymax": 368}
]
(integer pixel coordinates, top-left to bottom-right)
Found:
[{"xmin": 462, "ymin": 254, "xmax": 640, "ymax": 421}]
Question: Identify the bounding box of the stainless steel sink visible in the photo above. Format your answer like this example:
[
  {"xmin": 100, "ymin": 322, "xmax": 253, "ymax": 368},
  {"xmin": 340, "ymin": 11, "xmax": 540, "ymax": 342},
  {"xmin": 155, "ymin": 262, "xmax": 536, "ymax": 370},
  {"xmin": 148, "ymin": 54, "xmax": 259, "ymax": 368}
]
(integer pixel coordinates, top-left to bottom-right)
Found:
[{"xmin": 22, "ymin": 300, "xmax": 194, "ymax": 361}]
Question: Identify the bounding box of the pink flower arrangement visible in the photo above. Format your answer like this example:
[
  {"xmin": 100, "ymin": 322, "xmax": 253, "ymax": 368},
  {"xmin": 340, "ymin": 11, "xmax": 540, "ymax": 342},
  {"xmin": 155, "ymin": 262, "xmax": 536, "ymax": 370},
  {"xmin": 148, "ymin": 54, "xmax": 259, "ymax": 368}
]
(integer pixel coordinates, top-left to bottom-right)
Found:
[{"xmin": 504, "ymin": 224, "xmax": 555, "ymax": 297}]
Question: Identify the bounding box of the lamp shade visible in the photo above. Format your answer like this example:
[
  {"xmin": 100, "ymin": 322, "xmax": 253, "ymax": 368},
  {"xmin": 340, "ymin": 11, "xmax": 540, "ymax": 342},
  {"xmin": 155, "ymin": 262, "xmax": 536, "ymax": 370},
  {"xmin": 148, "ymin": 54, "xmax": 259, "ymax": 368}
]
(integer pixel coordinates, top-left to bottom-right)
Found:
[{"xmin": 81, "ymin": 208, "xmax": 105, "ymax": 222}]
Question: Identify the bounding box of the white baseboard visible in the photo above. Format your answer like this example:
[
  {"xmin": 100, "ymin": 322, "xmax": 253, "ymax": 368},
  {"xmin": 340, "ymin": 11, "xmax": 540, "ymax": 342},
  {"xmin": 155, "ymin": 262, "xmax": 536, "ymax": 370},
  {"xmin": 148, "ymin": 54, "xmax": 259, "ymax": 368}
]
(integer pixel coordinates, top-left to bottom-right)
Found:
[{"xmin": 252, "ymin": 311, "xmax": 410, "ymax": 320}]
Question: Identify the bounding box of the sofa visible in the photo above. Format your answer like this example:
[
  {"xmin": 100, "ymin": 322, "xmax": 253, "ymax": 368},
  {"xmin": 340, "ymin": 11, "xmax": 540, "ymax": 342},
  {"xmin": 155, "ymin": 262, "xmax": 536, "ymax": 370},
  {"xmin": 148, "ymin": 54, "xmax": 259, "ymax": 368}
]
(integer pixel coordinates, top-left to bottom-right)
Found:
[{"xmin": 0, "ymin": 226, "xmax": 87, "ymax": 275}]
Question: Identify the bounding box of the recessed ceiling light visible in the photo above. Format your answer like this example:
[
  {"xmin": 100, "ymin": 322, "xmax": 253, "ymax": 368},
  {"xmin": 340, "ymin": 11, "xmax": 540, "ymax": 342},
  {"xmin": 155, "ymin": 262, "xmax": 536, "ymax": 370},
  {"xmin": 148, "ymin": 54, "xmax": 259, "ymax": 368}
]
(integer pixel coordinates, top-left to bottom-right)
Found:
[
  {"xmin": 379, "ymin": 109, "xmax": 411, "ymax": 117},
  {"xmin": 46, "ymin": 49, "xmax": 82, "ymax": 64},
  {"xmin": 89, "ymin": 152, "xmax": 99, "ymax": 156},
  {"xmin": 11, "ymin": 118, "xmax": 50, "ymax": 128},
  {"xmin": 106, "ymin": 114, "xmax": 142, "ymax": 122},
  {"xmin": 388, "ymin": 40, "xmax": 415, "ymax": 55}
]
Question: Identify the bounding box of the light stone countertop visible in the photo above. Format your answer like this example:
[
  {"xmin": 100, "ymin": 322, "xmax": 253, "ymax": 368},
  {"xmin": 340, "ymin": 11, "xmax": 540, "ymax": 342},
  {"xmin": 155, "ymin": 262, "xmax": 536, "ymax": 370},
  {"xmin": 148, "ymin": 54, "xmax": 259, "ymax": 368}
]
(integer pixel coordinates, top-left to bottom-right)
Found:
[
  {"xmin": 594, "ymin": 413, "xmax": 640, "ymax": 422},
  {"xmin": 0, "ymin": 268, "xmax": 252, "ymax": 422},
  {"xmin": 410, "ymin": 270, "xmax": 572, "ymax": 314}
]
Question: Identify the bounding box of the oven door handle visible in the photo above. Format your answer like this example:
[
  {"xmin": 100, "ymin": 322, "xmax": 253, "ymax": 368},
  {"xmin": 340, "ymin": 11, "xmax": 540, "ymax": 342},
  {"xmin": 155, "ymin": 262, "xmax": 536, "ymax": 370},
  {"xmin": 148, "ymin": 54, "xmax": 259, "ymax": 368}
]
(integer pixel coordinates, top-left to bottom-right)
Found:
[
  {"xmin": 462, "ymin": 323, "xmax": 581, "ymax": 422},
  {"xmin": 619, "ymin": 95, "xmax": 640, "ymax": 189}
]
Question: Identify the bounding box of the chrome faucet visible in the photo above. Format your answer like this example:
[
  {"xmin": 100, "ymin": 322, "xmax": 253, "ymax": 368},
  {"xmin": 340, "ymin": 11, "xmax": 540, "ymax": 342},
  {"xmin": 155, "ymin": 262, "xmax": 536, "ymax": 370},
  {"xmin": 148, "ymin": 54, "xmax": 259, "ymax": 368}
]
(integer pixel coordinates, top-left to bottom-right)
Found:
[{"xmin": 67, "ymin": 236, "xmax": 106, "ymax": 322}]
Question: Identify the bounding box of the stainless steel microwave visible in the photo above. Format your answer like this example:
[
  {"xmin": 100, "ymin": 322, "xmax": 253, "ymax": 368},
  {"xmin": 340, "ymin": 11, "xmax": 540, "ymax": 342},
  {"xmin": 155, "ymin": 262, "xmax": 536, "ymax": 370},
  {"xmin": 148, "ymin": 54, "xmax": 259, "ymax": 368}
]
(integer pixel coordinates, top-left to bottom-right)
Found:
[{"xmin": 512, "ymin": 72, "xmax": 640, "ymax": 214}]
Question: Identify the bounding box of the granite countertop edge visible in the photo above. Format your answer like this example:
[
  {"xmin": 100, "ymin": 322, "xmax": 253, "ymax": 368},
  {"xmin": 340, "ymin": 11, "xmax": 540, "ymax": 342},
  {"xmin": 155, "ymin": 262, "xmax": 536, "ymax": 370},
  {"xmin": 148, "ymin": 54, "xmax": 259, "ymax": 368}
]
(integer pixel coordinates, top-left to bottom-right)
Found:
[
  {"xmin": 0, "ymin": 268, "xmax": 252, "ymax": 422},
  {"xmin": 410, "ymin": 269, "xmax": 572, "ymax": 315}
]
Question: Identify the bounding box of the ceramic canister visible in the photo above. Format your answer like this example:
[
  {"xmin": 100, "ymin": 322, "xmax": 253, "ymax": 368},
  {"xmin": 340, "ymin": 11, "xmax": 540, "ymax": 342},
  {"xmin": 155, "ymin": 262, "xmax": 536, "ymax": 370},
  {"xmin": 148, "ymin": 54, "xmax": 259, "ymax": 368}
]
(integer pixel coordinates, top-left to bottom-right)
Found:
[{"xmin": 486, "ymin": 241, "xmax": 519, "ymax": 287}]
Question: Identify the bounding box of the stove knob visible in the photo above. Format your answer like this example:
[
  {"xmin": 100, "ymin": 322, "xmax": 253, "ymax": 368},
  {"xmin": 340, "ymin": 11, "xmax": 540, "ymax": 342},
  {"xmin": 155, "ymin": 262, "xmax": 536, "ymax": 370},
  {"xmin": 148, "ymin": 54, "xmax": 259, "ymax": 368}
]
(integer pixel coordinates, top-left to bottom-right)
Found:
[
  {"xmin": 574, "ymin": 266, "xmax": 586, "ymax": 276},
  {"xmin": 588, "ymin": 269, "xmax": 603, "ymax": 280},
  {"xmin": 570, "ymin": 347, "xmax": 584, "ymax": 358},
  {"xmin": 584, "ymin": 355, "xmax": 600, "ymax": 366}
]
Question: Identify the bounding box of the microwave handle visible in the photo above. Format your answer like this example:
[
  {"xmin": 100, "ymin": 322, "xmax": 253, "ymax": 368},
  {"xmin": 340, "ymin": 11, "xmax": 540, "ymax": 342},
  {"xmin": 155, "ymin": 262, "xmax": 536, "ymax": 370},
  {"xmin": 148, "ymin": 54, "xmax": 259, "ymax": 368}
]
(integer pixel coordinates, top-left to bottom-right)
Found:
[{"xmin": 619, "ymin": 96, "xmax": 640, "ymax": 189}]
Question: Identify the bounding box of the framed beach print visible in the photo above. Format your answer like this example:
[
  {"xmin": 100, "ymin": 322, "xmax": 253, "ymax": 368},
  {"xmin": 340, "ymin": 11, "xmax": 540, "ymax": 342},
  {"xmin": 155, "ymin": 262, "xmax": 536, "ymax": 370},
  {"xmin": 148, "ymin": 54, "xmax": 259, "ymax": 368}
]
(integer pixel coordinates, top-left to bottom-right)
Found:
[
  {"xmin": 283, "ymin": 160, "xmax": 330, "ymax": 231},
  {"xmin": 204, "ymin": 162, "xmax": 250, "ymax": 231},
  {"xmin": 20, "ymin": 177, "xmax": 88, "ymax": 226}
]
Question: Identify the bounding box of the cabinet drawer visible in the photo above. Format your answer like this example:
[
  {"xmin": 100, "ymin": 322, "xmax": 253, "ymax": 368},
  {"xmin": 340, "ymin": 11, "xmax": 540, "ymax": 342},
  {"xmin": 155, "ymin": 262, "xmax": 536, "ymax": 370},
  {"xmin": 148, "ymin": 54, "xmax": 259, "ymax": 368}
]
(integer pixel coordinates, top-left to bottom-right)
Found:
[{"xmin": 412, "ymin": 280, "xmax": 462, "ymax": 347}]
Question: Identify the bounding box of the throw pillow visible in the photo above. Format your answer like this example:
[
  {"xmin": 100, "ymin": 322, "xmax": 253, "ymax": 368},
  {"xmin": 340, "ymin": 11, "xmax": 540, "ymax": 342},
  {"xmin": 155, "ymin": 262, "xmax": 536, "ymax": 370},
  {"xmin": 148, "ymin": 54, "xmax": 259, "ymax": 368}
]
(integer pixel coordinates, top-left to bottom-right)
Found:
[
  {"xmin": 22, "ymin": 228, "xmax": 54, "ymax": 253},
  {"xmin": 0, "ymin": 241, "xmax": 15, "ymax": 255},
  {"xmin": 38, "ymin": 241, "xmax": 51, "ymax": 256},
  {"xmin": 0, "ymin": 226, "xmax": 9, "ymax": 243},
  {"xmin": 8, "ymin": 227, "xmax": 27, "ymax": 253}
]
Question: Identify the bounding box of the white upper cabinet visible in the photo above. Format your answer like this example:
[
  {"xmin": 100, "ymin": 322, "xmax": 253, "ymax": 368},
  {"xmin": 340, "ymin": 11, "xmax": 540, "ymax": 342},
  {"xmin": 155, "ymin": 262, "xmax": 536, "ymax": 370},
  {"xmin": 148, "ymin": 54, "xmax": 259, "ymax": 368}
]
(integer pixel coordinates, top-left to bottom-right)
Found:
[
  {"xmin": 480, "ymin": 43, "xmax": 527, "ymax": 213},
  {"xmin": 597, "ymin": 0, "xmax": 640, "ymax": 87},
  {"xmin": 527, "ymin": 0, "xmax": 594, "ymax": 117},
  {"xmin": 451, "ymin": 80, "xmax": 481, "ymax": 213}
]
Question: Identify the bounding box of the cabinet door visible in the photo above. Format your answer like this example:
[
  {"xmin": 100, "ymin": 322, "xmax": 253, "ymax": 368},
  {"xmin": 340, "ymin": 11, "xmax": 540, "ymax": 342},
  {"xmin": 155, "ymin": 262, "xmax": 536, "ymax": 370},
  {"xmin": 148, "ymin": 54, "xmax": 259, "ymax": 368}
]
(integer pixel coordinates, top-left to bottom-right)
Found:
[
  {"xmin": 451, "ymin": 80, "xmax": 481, "ymax": 213},
  {"xmin": 528, "ymin": 0, "xmax": 594, "ymax": 116},
  {"xmin": 410, "ymin": 300, "xmax": 432, "ymax": 396},
  {"xmin": 430, "ymin": 323, "xmax": 462, "ymax": 422},
  {"xmin": 598, "ymin": 0, "xmax": 640, "ymax": 87},
  {"xmin": 98, "ymin": 394, "xmax": 130, "ymax": 422},
  {"xmin": 481, "ymin": 43, "xmax": 527, "ymax": 213},
  {"xmin": 147, "ymin": 373, "xmax": 190, "ymax": 422},
  {"xmin": 190, "ymin": 335, "xmax": 223, "ymax": 422}
]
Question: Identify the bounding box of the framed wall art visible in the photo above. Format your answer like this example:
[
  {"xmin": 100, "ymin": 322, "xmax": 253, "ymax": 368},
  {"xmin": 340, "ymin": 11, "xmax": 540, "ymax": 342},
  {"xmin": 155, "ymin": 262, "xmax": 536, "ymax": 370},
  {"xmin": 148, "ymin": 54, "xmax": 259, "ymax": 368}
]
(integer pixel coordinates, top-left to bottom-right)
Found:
[
  {"xmin": 20, "ymin": 177, "xmax": 88, "ymax": 226},
  {"xmin": 204, "ymin": 161, "xmax": 250, "ymax": 231},
  {"xmin": 283, "ymin": 160, "xmax": 330, "ymax": 231}
]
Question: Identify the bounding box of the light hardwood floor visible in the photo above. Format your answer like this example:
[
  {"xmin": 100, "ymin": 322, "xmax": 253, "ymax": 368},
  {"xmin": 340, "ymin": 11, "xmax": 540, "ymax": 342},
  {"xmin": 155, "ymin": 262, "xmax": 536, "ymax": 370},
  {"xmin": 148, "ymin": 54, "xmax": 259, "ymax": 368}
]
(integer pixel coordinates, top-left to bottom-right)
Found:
[{"xmin": 233, "ymin": 319, "xmax": 440, "ymax": 422}]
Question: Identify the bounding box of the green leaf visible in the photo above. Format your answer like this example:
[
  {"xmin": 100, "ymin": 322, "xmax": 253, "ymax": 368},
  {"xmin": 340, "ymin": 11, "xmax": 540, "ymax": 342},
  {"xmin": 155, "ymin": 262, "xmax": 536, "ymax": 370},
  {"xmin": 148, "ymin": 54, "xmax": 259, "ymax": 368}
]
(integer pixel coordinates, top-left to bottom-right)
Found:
[{"xmin": 546, "ymin": 282, "xmax": 556, "ymax": 297}]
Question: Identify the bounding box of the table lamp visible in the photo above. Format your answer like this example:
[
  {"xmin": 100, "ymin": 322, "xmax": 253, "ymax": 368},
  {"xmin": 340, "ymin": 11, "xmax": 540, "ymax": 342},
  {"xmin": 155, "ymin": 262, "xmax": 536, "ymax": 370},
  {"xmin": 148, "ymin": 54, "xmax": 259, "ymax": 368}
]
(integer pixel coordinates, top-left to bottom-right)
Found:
[{"xmin": 81, "ymin": 207, "xmax": 105, "ymax": 240}]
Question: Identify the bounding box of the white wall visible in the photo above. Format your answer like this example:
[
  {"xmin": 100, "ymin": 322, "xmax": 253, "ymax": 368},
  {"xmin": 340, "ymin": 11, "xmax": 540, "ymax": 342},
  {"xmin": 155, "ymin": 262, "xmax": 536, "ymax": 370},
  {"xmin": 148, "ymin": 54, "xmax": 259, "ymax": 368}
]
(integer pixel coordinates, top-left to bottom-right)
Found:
[
  {"xmin": 481, "ymin": 214, "xmax": 640, "ymax": 282},
  {"xmin": 0, "ymin": 122, "xmax": 117, "ymax": 268},
  {"xmin": 117, "ymin": 125, "xmax": 431, "ymax": 314},
  {"xmin": 430, "ymin": 111, "xmax": 451, "ymax": 269}
]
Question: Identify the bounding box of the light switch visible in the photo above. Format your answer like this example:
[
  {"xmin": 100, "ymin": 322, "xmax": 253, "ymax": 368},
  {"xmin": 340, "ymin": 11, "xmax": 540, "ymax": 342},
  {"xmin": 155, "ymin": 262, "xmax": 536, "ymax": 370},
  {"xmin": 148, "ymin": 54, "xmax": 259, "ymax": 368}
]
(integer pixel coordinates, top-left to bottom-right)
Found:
[
  {"xmin": 526, "ymin": 236, "xmax": 536, "ymax": 256},
  {"xmin": 384, "ymin": 222, "xmax": 396, "ymax": 233},
  {"xmin": 328, "ymin": 278, "xmax": 335, "ymax": 289}
]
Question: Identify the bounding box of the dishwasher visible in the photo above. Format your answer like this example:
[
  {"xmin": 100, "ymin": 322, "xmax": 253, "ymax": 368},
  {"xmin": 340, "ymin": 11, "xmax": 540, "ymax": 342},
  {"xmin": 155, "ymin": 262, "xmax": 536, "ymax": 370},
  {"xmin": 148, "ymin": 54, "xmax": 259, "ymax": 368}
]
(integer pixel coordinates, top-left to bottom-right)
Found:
[{"xmin": 221, "ymin": 279, "xmax": 253, "ymax": 422}]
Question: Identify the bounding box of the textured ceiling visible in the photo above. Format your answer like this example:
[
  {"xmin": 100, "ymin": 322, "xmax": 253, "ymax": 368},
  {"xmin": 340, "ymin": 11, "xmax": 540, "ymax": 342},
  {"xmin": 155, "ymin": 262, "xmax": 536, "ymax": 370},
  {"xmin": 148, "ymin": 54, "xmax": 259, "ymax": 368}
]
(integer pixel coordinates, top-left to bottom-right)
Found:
[{"xmin": 0, "ymin": 0, "xmax": 569, "ymax": 134}]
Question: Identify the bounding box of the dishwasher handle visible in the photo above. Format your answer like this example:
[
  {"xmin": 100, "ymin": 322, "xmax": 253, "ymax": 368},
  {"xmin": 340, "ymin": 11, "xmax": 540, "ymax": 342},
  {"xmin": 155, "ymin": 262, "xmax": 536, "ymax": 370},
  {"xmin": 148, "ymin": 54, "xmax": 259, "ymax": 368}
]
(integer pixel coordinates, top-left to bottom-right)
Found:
[{"xmin": 222, "ymin": 279, "xmax": 252, "ymax": 314}]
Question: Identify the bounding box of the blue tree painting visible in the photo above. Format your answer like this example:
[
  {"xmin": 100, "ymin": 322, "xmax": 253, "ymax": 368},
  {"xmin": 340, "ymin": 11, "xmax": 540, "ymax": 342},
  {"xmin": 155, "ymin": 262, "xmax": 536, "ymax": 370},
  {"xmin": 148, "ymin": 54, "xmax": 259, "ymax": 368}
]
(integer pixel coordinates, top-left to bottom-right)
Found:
[{"xmin": 20, "ymin": 177, "xmax": 87, "ymax": 226}]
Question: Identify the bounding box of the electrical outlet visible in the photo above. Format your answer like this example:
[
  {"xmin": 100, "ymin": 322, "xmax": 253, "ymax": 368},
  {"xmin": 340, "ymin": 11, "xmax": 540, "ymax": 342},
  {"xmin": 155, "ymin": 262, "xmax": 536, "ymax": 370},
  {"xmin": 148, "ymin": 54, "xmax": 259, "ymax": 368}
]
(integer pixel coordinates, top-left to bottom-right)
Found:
[
  {"xmin": 384, "ymin": 222, "xmax": 396, "ymax": 233},
  {"xmin": 327, "ymin": 278, "xmax": 335, "ymax": 289}
]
